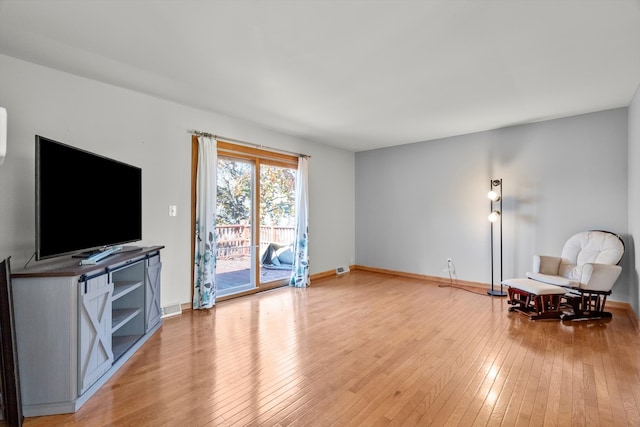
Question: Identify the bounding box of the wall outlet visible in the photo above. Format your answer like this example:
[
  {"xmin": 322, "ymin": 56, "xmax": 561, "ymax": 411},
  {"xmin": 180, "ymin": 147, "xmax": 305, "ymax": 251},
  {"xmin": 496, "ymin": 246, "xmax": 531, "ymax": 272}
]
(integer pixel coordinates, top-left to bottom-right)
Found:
[
  {"xmin": 447, "ymin": 258, "xmax": 456, "ymax": 275},
  {"xmin": 169, "ymin": 205, "xmax": 177, "ymax": 217}
]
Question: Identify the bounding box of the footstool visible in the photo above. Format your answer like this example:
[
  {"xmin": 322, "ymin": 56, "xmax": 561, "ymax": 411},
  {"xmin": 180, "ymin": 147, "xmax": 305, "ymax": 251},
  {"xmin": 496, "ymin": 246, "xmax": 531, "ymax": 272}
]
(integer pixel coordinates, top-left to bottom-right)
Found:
[{"xmin": 502, "ymin": 278, "xmax": 567, "ymax": 320}]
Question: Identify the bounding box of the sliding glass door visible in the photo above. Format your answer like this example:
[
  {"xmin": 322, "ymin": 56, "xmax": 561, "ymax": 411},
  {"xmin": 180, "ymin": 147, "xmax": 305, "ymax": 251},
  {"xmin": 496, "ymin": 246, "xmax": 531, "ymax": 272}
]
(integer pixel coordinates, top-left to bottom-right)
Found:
[
  {"xmin": 215, "ymin": 157, "xmax": 256, "ymax": 297},
  {"xmin": 191, "ymin": 138, "xmax": 299, "ymax": 300},
  {"xmin": 259, "ymin": 163, "xmax": 296, "ymax": 285}
]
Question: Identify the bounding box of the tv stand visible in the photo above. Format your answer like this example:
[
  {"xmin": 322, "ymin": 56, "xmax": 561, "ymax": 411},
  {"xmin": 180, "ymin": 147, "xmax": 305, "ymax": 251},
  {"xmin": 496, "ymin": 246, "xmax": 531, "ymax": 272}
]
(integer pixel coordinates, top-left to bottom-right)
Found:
[{"xmin": 10, "ymin": 246, "xmax": 163, "ymax": 416}]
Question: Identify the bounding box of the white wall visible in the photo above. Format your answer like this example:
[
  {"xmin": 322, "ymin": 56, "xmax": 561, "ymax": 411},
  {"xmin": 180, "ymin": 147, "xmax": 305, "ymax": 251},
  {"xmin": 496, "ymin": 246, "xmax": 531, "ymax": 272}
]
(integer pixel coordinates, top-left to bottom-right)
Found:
[
  {"xmin": 356, "ymin": 108, "xmax": 630, "ymax": 303},
  {"xmin": 628, "ymin": 84, "xmax": 640, "ymax": 315},
  {"xmin": 0, "ymin": 54, "xmax": 355, "ymax": 307}
]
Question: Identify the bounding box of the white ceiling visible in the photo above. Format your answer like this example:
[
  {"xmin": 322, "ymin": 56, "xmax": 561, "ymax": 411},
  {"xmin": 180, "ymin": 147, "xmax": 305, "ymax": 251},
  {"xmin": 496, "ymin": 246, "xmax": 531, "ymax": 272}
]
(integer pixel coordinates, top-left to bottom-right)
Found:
[{"xmin": 1, "ymin": 1, "xmax": 639, "ymax": 152}]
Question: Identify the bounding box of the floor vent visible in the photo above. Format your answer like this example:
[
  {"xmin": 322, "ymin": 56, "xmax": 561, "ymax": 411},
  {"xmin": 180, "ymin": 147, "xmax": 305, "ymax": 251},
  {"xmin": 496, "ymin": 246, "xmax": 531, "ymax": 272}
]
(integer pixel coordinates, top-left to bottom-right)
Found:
[
  {"xmin": 162, "ymin": 303, "xmax": 183, "ymax": 318},
  {"xmin": 336, "ymin": 265, "xmax": 351, "ymax": 275}
]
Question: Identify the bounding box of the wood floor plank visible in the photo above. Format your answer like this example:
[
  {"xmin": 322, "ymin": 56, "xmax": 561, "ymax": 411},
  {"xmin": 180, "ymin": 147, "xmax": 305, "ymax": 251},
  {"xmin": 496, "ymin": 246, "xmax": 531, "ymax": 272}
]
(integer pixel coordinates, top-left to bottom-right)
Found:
[
  {"xmin": 471, "ymin": 320, "xmax": 524, "ymax": 426},
  {"xmin": 439, "ymin": 318, "xmax": 512, "ymax": 426},
  {"xmin": 485, "ymin": 324, "xmax": 529, "ymax": 426},
  {"xmin": 408, "ymin": 307, "xmax": 497, "ymax": 425},
  {"xmin": 540, "ymin": 332, "xmax": 564, "ymax": 427},
  {"xmin": 20, "ymin": 271, "xmax": 640, "ymax": 426}
]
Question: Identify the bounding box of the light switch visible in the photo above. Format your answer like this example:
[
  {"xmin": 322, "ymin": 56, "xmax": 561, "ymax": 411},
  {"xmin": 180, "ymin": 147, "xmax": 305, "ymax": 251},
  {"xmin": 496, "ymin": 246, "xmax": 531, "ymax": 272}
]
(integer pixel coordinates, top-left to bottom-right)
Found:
[{"xmin": 169, "ymin": 205, "xmax": 177, "ymax": 217}]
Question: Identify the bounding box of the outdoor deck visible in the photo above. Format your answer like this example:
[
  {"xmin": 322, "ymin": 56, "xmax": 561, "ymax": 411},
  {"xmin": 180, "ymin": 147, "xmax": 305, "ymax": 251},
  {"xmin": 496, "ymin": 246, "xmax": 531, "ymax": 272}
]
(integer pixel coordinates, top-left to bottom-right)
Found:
[
  {"xmin": 216, "ymin": 256, "xmax": 291, "ymax": 291},
  {"xmin": 214, "ymin": 224, "xmax": 295, "ymax": 293}
]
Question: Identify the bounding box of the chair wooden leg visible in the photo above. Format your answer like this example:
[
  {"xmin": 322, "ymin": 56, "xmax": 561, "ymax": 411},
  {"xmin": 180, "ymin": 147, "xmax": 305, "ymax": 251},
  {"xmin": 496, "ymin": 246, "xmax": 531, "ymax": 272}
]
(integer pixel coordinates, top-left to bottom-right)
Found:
[
  {"xmin": 507, "ymin": 287, "xmax": 562, "ymax": 320},
  {"xmin": 561, "ymin": 291, "xmax": 613, "ymax": 321},
  {"xmin": 529, "ymin": 294, "xmax": 563, "ymax": 320}
]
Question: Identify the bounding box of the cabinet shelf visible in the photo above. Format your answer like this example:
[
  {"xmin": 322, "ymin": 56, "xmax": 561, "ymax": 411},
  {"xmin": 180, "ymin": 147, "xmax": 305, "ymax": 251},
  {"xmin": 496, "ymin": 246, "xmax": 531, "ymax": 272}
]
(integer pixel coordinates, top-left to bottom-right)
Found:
[
  {"xmin": 112, "ymin": 280, "xmax": 143, "ymax": 302},
  {"xmin": 112, "ymin": 308, "xmax": 142, "ymax": 333}
]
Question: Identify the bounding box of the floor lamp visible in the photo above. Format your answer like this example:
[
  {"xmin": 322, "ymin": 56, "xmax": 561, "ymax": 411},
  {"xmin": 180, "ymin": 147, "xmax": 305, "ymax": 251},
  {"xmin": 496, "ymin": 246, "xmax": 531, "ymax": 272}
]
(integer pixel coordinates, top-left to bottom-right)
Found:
[{"xmin": 487, "ymin": 179, "xmax": 507, "ymax": 296}]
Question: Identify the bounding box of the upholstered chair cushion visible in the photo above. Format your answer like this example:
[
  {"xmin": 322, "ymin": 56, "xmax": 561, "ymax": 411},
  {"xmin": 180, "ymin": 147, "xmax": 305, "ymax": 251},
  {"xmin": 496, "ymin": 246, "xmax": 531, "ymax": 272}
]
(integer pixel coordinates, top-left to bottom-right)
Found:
[
  {"xmin": 532, "ymin": 255, "xmax": 562, "ymax": 275},
  {"xmin": 527, "ymin": 230, "xmax": 624, "ymax": 291},
  {"xmin": 527, "ymin": 271, "xmax": 576, "ymax": 288},
  {"xmin": 560, "ymin": 231, "xmax": 624, "ymax": 265}
]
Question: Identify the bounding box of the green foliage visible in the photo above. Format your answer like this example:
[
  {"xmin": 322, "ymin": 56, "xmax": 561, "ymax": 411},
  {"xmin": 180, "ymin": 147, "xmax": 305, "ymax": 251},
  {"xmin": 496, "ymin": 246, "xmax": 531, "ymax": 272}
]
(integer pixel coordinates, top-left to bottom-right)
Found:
[
  {"xmin": 216, "ymin": 159, "xmax": 251, "ymax": 225},
  {"xmin": 216, "ymin": 159, "xmax": 295, "ymax": 226},
  {"xmin": 260, "ymin": 164, "xmax": 295, "ymax": 226}
]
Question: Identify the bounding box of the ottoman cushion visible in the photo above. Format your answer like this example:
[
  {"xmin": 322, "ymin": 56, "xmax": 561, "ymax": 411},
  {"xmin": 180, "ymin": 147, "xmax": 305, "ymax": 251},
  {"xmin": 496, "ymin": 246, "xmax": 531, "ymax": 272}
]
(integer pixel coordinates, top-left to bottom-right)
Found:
[{"xmin": 502, "ymin": 278, "xmax": 566, "ymax": 295}]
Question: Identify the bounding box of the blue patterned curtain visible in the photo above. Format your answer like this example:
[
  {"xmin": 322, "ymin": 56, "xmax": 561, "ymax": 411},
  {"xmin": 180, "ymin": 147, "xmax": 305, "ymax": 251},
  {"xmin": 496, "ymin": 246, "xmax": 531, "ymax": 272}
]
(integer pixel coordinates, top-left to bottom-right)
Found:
[
  {"xmin": 290, "ymin": 156, "xmax": 309, "ymax": 288},
  {"xmin": 193, "ymin": 136, "xmax": 217, "ymax": 309}
]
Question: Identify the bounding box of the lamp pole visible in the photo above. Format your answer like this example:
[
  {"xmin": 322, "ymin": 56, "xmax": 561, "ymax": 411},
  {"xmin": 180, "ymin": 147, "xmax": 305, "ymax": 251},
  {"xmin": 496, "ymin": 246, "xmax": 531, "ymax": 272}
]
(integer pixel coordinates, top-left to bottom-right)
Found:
[{"xmin": 488, "ymin": 179, "xmax": 507, "ymax": 296}]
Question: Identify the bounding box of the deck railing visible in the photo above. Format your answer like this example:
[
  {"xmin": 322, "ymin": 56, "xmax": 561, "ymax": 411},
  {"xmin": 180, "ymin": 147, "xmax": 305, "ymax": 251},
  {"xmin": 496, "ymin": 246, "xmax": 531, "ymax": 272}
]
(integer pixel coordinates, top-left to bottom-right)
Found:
[{"xmin": 216, "ymin": 224, "xmax": 295, "ymax": 259}]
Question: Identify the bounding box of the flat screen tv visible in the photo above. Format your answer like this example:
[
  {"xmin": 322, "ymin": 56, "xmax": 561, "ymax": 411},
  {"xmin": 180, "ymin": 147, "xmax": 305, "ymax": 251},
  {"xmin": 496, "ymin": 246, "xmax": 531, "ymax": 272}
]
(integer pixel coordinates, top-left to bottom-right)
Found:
[{"xmin": 35, "ymin": 135, "xmax": 142, "ymax": 260}]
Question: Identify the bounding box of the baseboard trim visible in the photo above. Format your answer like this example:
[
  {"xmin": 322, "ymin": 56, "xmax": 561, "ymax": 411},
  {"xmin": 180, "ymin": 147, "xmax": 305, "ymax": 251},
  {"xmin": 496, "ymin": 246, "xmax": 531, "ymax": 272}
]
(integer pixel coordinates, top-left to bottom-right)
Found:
[
  {"xmin": 351, "ymin": 264, "xmax": 492, "ymax": 290},
  {"xmin": 606, "ymin": 301, "xmax": 640, "ymax": 332},
  {"xmin": 310, "ymin": 269, "xmax": 340, "ymax": 281}
]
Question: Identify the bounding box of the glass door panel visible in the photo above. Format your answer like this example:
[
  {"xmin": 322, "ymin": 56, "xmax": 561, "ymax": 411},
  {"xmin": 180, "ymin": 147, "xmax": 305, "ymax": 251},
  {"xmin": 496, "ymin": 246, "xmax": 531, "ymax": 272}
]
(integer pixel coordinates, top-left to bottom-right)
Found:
[
  {"xmin": 259, "ymin": 164, "xmax": 296, "ymax": 285},
  {"xmin": 215, "ymin": 157, "xmax": 256, "ymax": 297}
]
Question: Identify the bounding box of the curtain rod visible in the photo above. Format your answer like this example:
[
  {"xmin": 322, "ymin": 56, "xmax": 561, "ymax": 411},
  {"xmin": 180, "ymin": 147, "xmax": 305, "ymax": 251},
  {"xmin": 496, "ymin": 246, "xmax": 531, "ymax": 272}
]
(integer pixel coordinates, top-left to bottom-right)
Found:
[{"xmin": 188, "ymin": 130, "xmax": 310, "ymax": 158}]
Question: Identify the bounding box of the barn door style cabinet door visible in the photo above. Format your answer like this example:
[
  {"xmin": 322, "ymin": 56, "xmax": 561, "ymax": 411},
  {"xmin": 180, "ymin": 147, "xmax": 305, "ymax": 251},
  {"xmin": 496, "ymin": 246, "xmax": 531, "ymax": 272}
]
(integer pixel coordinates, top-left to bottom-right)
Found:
[
  {"xmin": 10, "ymin": 246, "xmax": 163, "ymax": 417},
  {"xmin": 145, "ymin": 254, "xmax": 162, "ymax": 332},
  {"xmin": 78, "ymin": 274, "xmax": 113, "ymax": 395}
]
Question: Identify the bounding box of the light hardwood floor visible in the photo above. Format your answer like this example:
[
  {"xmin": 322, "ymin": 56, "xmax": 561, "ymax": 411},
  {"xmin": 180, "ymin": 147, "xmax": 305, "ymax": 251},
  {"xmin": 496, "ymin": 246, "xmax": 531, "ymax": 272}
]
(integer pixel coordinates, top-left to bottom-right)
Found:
[{"xmin": 23, "ymin": 271, "xmax": 640, "ymax": 426}]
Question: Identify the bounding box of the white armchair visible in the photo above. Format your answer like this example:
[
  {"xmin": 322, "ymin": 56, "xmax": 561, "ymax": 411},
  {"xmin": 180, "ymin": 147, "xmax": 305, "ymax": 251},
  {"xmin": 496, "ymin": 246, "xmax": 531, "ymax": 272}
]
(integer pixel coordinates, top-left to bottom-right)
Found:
[{"xmin": 526, "ymin": 230, "xmax": 624, "ymax": 320}]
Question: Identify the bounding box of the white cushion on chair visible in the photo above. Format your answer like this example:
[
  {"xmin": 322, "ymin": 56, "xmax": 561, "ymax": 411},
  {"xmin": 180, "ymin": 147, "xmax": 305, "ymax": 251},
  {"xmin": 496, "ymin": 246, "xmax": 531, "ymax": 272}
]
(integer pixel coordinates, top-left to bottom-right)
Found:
[
  {"xmin": 526, "ymin": 231, "xmax": 624, "ymax": 292},
  {"xmin": 579, "ymin": 263, "xmax": 622, "ymax": 291},
  {"xmin": 533, "ymin": 255, "xmax": 562, "ymax": 275},
  {"xmin": 502, "ymin": 278, "xmax": 566, "ymax": 295},
  {"xmin": 561, "ymin": 231, "xmax": 624, "ymax": 268}
]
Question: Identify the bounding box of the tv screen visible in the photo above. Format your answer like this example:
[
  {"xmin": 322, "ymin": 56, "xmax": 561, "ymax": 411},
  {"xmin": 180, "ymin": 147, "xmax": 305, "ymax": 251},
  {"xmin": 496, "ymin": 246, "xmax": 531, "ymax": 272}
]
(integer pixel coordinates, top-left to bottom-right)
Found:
[{"xmin": 36, "ymin": 136, "xmax": 142, "ymax": 260}]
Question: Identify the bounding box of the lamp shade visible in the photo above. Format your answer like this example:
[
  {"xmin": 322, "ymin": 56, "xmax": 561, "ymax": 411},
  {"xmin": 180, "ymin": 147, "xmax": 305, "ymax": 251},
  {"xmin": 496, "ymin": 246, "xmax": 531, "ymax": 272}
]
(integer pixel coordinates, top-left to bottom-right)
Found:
[{"xmin": 487, "ymin": 190, "xmax": 500, "ymax": 201}]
